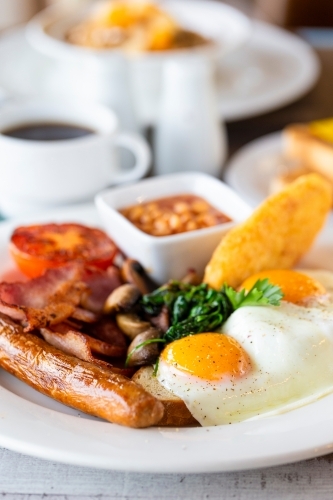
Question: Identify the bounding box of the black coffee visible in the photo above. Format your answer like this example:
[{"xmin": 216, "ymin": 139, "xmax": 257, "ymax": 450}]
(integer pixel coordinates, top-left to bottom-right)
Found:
[{"xmin": 2, "ymin": 122, "xmax": 94, "ymax": 141}]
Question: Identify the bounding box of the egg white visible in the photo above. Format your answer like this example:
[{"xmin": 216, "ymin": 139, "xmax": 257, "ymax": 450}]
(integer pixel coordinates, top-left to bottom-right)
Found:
[{"xmin": 157, "ymin": 270, "xmax": 333, "ymax": 426}]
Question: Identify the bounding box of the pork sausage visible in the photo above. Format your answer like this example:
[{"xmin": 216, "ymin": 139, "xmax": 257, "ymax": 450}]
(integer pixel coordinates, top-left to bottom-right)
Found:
[{"xmin": 0, "ymin": 313, "xmax": 164, "ymax": 428}]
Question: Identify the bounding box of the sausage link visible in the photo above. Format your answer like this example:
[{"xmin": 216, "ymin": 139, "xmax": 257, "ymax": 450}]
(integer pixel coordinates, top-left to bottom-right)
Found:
[{"xmin": 0, "ymin": 314, "xmax": 164, "ymax": 428}]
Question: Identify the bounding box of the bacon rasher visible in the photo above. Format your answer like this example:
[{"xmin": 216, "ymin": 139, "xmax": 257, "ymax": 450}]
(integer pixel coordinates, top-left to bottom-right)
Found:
[
  {"xmin": 40, "ymin": 323, "xmax": 129, "ymax": 370},
  {"xmin": 0, "ymin": 264, "xmax": 87, "ymax": 331},
  {"xmin": 0, "ymin": 263, "xmax": 123, "ymax": 332},
  {"xmin": 80, "ymin": 265, "xmax": 122, "ymax": 313}
]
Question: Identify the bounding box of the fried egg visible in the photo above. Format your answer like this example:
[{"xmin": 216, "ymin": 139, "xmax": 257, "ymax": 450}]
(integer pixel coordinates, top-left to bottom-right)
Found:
[{"xmin": 157, "ymin": 269, "xmax": 333, "ymax": 426}]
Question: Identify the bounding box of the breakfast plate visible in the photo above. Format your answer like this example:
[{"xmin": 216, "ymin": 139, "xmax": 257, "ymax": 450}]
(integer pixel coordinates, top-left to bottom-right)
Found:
[
  {"xmin": 0, "ymin": 20, "xmax": 319, "ymax": 125},
  {"xmin": 216, "ymin": 21, "xmax": 320, "ymax": 122},
  {"xmin": 0, "ymin": 202, "xmax": 333, "ymax": 472},
  {"xmin": 224, "ymin": 132, "xmax": 283, "ymax": 207}
]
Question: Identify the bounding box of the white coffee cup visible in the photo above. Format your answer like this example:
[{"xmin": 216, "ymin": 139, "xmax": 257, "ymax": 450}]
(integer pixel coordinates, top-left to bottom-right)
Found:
[{"xmin": 0, "ymin": 99, "xmax": 151, "ymax": 217}]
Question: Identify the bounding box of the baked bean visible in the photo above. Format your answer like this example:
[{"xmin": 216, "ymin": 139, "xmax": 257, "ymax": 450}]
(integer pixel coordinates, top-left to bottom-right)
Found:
[
  {"xmin": 174, "ymin": 202, "xmax": 189, "ymax": 214},
  {"xmin": 192, "ymin": 200, "xmax": 209, "ymax": 213},
  {"xmin": 185, "ymin": 220, "xmax": 198, "ymax": 231},
  {"xmin": 180, "ymin": 212, "xmax": 191, "ymax": 224},
  {"xmin": 128, "ymin": 206, "xmax": 144, "ymax": 221},
  {"xmin": 169, "ymin": 214, "xmax": 181, "ymax": 230}
]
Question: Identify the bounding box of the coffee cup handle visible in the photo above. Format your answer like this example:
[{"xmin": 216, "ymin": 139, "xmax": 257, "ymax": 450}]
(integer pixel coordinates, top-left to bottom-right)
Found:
[{"xmin": 111, "ymin": 132, "xmax": 151, "ymax": 185}]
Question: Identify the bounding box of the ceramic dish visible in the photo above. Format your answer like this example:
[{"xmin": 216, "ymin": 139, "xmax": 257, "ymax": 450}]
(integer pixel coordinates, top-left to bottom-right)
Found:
[
  {"xmin": 0, "ymin": 203, "xmax": 333, "ymax": 472},
  {"xmin": 0, "ymin": 22, "xmax": 319, "ymax": 125},
  {"xmin": 95, "ymin": 172, "xmax": 251, "ymax": 284},
  {"xmin": 26, "ymin": 0, "xmax": 251, "ymax": 60}
]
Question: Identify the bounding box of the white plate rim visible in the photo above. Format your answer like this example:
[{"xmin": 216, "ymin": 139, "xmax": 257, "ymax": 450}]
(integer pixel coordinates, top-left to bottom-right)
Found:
[
  {"xmin": 218, "ymin": 21, "xmax": 320, "ymax": 121},
  {"xmin": 224, "ymin": 131, "xmax": 283, "ymax": 207},
  {"xmin": 0, "ymin": 203, "xmax": 333, "ymax": 472}
]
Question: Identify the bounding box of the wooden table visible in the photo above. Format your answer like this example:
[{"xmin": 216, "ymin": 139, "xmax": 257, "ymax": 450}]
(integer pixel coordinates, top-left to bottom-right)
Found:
[{"xmin": 1, "ymin": 37, "xmax": 333, "ymax": 500}]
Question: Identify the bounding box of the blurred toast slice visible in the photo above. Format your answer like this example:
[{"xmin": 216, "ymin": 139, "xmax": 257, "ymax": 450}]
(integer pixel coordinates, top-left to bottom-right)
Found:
[
  {"xmin": 283, "ymin": 119, "xmax": 333, "ymax": 184},
  {"xmin": 269, "ymin": 161, "xmax": 333, "ymax": 203},
  {"xmin": 133, "ymin": 366, "xmax": 199, "ymax": 427},
  {"xmin": 271, "ymin": 119, "xmax": 333, "ymax": 201},
  {"xmin": 269, "ymin": 165, "xmax": 312, "ymax": 194}
]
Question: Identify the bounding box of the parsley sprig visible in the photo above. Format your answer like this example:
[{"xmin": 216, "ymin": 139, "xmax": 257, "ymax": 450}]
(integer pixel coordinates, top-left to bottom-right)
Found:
[{"xmin": 223, "ymin": 278, "xmax": 283, "ymax": 309}]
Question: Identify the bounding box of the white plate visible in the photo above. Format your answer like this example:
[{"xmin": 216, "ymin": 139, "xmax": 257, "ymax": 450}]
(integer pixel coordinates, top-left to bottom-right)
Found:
[
  {"xmin": 0, "ymin": 21, "xmax": 319, "ymax": 125},
  {"xmin": 224, "ymin": 132, "xmax": 283, "ymax": 207},
  {"xmin": 215, "ymin": 21, "xmax": 320, "ymax": 122},
  {"xmin": 225, "ymin": 131, "xmax": 312, "ymax": 207},
  {"xmin": 0, "ymin": 202, "xmax": 333, "ymax": 472}
]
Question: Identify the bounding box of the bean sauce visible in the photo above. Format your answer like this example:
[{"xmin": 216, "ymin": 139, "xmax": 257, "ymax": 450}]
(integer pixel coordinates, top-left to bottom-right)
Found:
[{"xmin": 119, "ymin": 194, "xmax": 232, "ymax": 237}]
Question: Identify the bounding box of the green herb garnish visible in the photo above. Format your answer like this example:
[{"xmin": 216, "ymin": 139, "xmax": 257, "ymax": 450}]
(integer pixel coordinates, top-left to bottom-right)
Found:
[{"xmin": 223, "ymin": 278, "xmax": 283, "ymax": 309}]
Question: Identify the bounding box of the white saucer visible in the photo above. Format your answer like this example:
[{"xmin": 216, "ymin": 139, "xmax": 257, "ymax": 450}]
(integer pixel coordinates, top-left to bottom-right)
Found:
[
  {"xmin": 0, "ymin": 21, "xmax": 320, "ymax": 125},
  {"xmin": 224, "ymin": 131, "xmax": 283, "ymax": 206}
]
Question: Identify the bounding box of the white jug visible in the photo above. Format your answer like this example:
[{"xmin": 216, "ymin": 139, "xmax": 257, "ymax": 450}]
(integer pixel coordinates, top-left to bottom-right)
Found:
[{"xmin": 154, "ymin": 57, "xmax": 227, "ymax": 177}]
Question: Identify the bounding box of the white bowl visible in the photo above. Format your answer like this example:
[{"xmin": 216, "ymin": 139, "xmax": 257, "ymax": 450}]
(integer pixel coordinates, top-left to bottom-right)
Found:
[
  {"xmin": 26, "ymin": 1, "xmax": 252, "ymax": 125},
  {"xmin": 26, "ymin": 0, "xmax": 252, "ymax": 59},
  {"xmin": 95, "ymin": 172, "xmax": 252, "ymax": 284}
]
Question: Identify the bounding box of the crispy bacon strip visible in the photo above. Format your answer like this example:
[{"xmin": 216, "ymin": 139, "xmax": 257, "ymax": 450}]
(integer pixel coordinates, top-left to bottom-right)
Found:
[
  {"xmin": 86, "ymin": 317, "xmax": 127, "ymax": 349},
  {"xmin": 41, "ymin": 323, "xmax": 126, "ymax": 357},
  {"xmin": 86, "ymin": 335, "xmax": 126, "ymax": 357},
  {"xmin": 40, "ymin": 325, "xmax": 131, "ymax": 376},
  {"xmin": 0, "ymin": 264, "xmax": 87, "ymax": 331},
  {"xmin": 0, "ymin": 262, "xmax": 124, "ymax": 331},
  {"xmin": 71, "ymin": 307, "xmax": 99, "ymax": 323},
  {"xmin": 80, "ymin": 266, "xmax": 123, "ymax": 313}
]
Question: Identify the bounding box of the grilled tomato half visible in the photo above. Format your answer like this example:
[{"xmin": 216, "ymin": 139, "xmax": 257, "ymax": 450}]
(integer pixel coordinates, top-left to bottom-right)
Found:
[{"xmin": 10, "ymin": 223, "xmax": 118, "ymax": 278}]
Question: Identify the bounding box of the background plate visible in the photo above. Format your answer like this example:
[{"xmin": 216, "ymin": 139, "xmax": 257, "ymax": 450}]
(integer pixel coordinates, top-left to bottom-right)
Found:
[
  {"xmin": 215, "ymin": 21, "xmax": 320, "ymax": 122},
  {"xmin": 224, "ymin": 131, "xmax": 283, "ymax": 207},
  {"xmin": 0, "ymin": 203, "xmax": 332, "ymax": 472}
]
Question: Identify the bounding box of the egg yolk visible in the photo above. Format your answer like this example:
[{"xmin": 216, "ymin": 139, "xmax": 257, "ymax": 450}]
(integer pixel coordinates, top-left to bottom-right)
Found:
[
  {"xmin": 241, "ymin": 269, "xmax": 327, "ymax": 305},
  {"xmin": 161, "ymin": 333, "xmax": 251, "ymax": 381}
]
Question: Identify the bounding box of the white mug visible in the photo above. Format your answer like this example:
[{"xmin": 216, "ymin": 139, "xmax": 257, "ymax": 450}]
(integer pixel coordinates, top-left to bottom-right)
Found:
[{"xmin": 0, "ymin": 99, "xmax": 151, "ymax": 217}]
